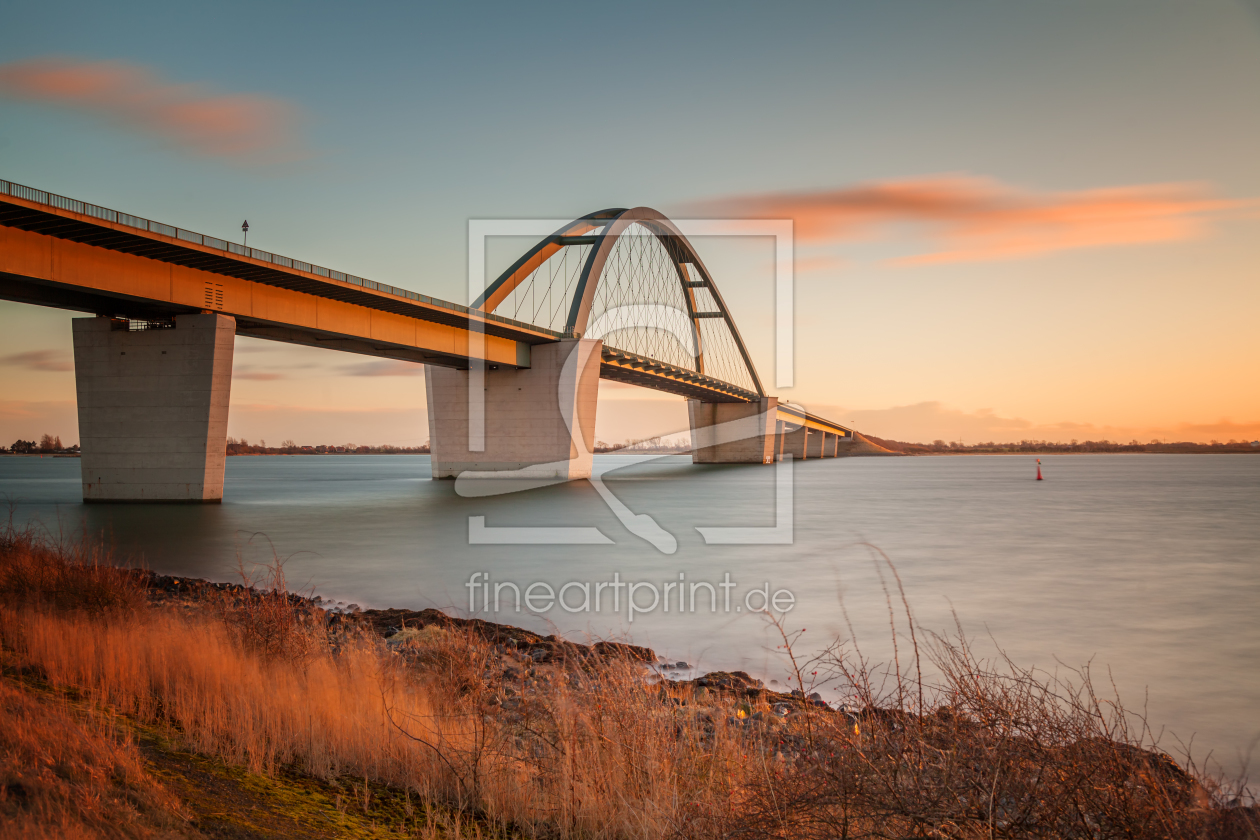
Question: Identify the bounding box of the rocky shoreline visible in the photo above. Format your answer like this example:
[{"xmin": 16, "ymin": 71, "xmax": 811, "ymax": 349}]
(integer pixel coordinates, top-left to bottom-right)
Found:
[
  {"xmin": 140, "ymin": 569, "xmax": 840, "ymax": 720},
  {"xmin": 6, "ymin": 535, "xmax": 1258, "ymax": 839}
]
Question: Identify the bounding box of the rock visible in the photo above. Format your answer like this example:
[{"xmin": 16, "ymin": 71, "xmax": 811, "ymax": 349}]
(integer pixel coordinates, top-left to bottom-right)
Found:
[{"xmin": 591, "ymin": 640, "xmax": 656, "ymax": 662}]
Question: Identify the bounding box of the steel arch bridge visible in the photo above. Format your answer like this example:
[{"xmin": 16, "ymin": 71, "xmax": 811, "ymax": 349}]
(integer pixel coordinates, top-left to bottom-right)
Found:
[
  {"xmin": 473, "ymin": 207, "xmax": 764, "ymax": 404},
  {"xmin": 0, "ymin": 180, "xmax": 869, "ymax": 501}
]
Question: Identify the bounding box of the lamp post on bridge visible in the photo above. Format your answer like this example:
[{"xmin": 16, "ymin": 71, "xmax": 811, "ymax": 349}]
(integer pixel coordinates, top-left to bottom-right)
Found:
[{"xmin": 241, "ymin": 220, "xmax": 249, "ymax": 249}]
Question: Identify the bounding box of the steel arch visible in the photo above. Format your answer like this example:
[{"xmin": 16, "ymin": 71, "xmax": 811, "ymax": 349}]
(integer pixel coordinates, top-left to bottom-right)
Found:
[{"xmin": 472, "ymin": 207, "xmax": 765, "ymax": 398}]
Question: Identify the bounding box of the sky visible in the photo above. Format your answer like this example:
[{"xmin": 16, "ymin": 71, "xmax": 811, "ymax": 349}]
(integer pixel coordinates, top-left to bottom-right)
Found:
[{"xmin": 2, "ymin": 0, "xmax": 1258, "ymax": 446}]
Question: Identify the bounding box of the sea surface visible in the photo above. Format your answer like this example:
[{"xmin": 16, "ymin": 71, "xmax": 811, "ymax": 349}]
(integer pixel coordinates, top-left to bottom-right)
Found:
[{"xmin": 3, "ymin": 453, "xmax": 1258, "ymax": 775}]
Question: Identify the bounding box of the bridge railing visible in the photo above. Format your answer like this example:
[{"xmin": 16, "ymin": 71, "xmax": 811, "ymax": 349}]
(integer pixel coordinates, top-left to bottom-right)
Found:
[{"xmin": 0, "ymin": 178, "xmax": 573, "ymax": 340}]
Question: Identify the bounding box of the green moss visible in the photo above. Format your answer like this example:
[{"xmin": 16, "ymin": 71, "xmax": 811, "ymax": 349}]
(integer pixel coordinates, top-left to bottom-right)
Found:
[{"xmin": 128, "ymin": 717, "xmax": 511, "ymax": 839}]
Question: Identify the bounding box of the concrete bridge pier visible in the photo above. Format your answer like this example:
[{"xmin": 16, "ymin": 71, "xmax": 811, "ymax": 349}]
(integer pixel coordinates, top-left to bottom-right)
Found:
[
  {"xmin": 425, "ymin": 339, "xmax": 602, "ymax": 480},
  {"xmin": 689, "ymin": 397, "xmax": 780, "ymax": 464},
  {"xmin": 781, "ymin": 425, "xmax": 810, "ymax": 460},
  {"xmin": 72, "ymin": 314, "xmax": 235, "ymax": 503}
]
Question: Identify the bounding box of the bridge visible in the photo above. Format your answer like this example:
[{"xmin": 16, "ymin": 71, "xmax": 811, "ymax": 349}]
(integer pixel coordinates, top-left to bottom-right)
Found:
[{"xmin": 0, "ymin": 178, "xmax": 864, "ymax": 502}]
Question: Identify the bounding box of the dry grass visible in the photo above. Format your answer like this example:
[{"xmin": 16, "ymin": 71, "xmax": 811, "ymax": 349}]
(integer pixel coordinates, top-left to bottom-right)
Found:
[
  {"xmin": 0, "ymin": 677, "xmax": 191, "ymax": 839},
  {"xmin": 0, "ymin": 525, "xmax": 1255, "ymax": 839},
  {"xmin": 0, "ymin": 605, "xmax": 755, "ymax": 838},
  {"xmin": 0, "ymin": 520, "xmax": 143, "ymax": 615},
  {"xmin": 0, "ymin": 525, "xmax": 749, "ymax": 838}
]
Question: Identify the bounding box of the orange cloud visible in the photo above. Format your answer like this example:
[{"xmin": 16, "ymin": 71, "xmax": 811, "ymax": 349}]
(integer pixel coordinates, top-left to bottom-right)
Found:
[
  {"xmin": 0, "ymin": 399, "xmax": 79, "ymax": 444},
  {"xmin": 806, "ymin": 401, "xmax": 1260, "ymax": 445},
  {"xmin": 338, "ymin": 360, "xmax": 424, "ymax": 377},
  {"xmin": 792, "ymin": 254, "xmax": 846, "ymax": 274},
  {"xmin": 0, "ymin": 350, "xmax": 73, "ymax": 372},
  {"xmin": 0, "ymin": 57, "xmax": 306, "ymax": 163},
  {"xmin": 689, "ymin": 176, "xmax": 1250, "ymax": 264}
]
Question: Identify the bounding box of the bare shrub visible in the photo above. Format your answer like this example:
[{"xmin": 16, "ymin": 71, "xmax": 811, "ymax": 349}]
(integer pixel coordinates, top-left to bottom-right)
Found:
[
  {"xmin": 729, "ymin": 636, "xmax": 1217, "ymax": 837},
  {"xmin": 721, "ymin": 576, "xmax": 1257, "ymax": 840},
  {"xmin": 216, "ymin": 537, "xmax": 327, "ymax": 664}
]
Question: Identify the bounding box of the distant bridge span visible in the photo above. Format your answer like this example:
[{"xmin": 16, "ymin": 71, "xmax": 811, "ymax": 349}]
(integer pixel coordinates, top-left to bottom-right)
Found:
[{"xmin": 0, "ymin": 179, "xmax": 860, "ymax": 501}]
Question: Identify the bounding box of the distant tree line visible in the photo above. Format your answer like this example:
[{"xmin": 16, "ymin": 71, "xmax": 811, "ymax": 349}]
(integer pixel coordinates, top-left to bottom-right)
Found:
[
  {"xmin": 2, "ymin": 434, "xmax": 78, "ymax": 454},
  {"xmin": 594, "ymin": 436, "xmax": 691, "ymax": 453},
  {"xmin": 225, "ymin": 437, "xmax": 430, "ymax": 455},
  {"xmin": 862, "ymin": 434, "xmax": 1260, "ymax": 455}
]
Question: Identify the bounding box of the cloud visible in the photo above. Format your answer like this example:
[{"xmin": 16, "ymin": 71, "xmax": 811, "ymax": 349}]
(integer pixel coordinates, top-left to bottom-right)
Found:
[
  {"xmin": 687, "ymin": 176, "xmax": 1251, "ymax": 264},
  {"xmin": 806, "ymin": 401, "xmax": 1260, "ymax": 445},
  {"xmin": 228, "ymin": 404, "xmax": 429, "ymax": 448},
  {"xmin": 0, "ymin": 350, "xmax": 73, "ymax": 372},
  {"xmin": 0, "ymin": 399, "xmax": 78, "ymax": 443},
  {"xmin": 234, "ymin": 343, "xmax": 289, "ymax": 355},
  {"xmin": 793, "ymin": 254, "xmax": 846, "ymax": 274},
  {"xmin": 234, "ymin": 371, "xmax": 286, "ymax": 381},
  {"xmin": 1167, "ymin": 419, "xmax": 1260, "ymax": 439},
  {"xmin": 0, "ymin": 57, "xmax": 307, "ymax": 163},
  {"xmin": 339, "ymin": 360, "xmax": 424, "ymax": 377}
]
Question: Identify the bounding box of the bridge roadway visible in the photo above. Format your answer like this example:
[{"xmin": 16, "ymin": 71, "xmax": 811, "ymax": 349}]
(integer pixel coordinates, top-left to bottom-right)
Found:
[
  {"xmin": 0, "ymin": 179, "xmax": 857, "ymax": 500},
  {"xmin": 0, "ymin": 179, "xmax": 853, "ymax": 435},
  {"xmin": 0, "ymin": 180, "xmax": 759, "ymax": 403}
]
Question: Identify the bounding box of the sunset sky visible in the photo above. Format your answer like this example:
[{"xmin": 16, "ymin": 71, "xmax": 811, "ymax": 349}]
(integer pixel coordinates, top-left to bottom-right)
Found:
[{"xmin": 2, "ymin": 1, "xmax": 1258, "ymax": 446}]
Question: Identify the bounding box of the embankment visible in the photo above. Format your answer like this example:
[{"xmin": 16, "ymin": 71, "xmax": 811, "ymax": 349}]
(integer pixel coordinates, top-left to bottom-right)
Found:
[{"xmin": 1, "ymin": 528, "xmax": 1255, "ymax": 839}]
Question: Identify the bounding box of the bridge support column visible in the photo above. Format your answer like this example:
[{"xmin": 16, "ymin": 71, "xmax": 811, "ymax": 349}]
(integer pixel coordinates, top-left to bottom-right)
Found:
[
  {"xmin": 689, "ymin": 397, "xmax": 779, "ymax": 464},
  {"xmin": 782, "ymin": 426, "xmax": 809, "ymax": 460},
  {"xmin": 807, "ymin": 429, "xmax": 828, "ymax": 459},
  {"xmin": 73, "ymin": 314, "xmax": 235, "ymax": 503},
  {"xmin": 426, "ymin": 339, "xmax": 602, "ymax": 480}
]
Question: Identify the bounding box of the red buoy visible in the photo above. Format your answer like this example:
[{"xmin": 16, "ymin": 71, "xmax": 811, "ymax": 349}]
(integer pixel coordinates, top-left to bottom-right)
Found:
[{"xmin": 1036, "ymin": 458, "xmax": 1043, "ymax": 481}]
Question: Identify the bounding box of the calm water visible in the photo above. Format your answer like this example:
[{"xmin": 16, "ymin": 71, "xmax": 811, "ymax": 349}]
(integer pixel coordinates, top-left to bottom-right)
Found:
[{"xmin": 3, "ymin": 453, "xmax": 1258, "ymax": 773}]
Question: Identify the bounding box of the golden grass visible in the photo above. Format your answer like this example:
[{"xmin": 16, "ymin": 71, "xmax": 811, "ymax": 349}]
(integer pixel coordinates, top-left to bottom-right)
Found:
[
  {"xmin": 0, "ymin": 604, "xmax": 758, "ymax": 837},
  {"xmin": 0, "ymin": 676, "xmax": 191, "ymax": 840}
]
